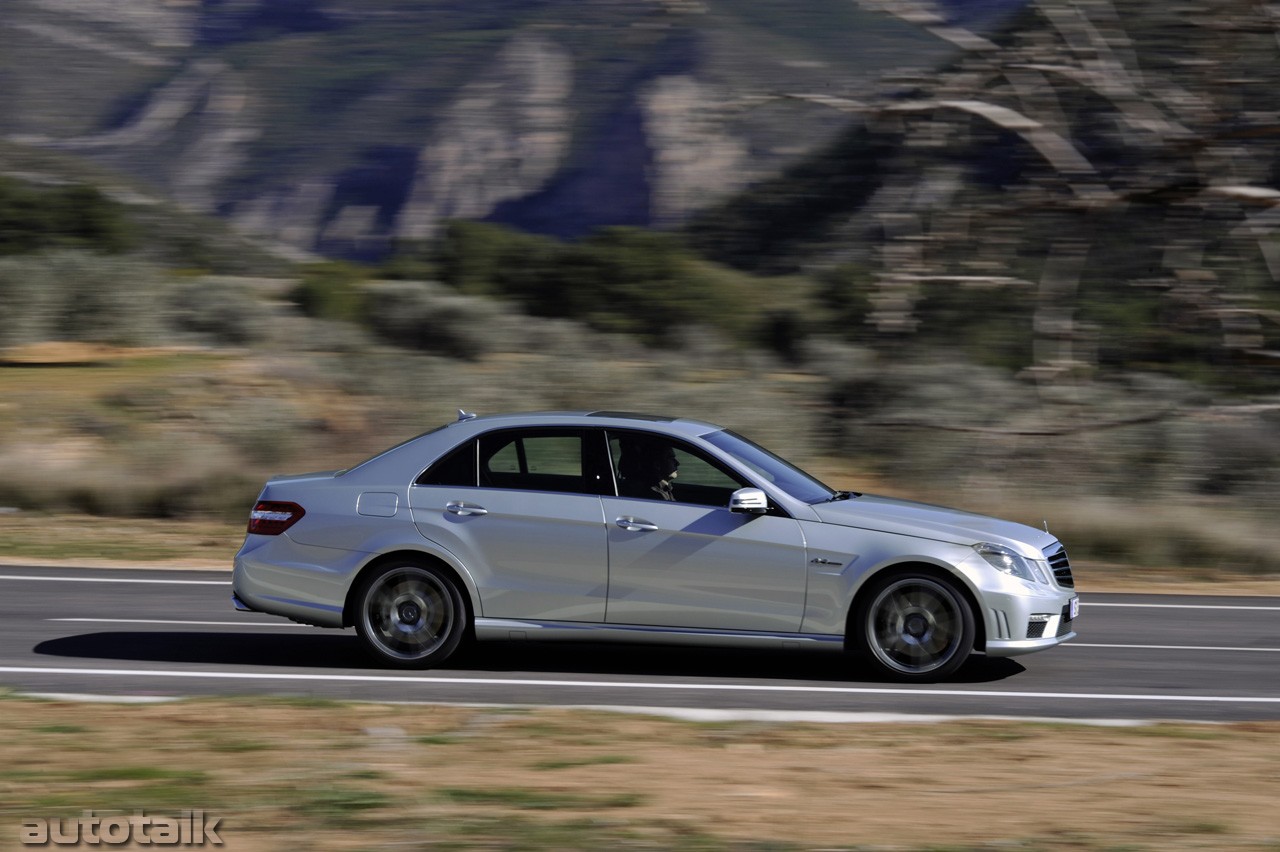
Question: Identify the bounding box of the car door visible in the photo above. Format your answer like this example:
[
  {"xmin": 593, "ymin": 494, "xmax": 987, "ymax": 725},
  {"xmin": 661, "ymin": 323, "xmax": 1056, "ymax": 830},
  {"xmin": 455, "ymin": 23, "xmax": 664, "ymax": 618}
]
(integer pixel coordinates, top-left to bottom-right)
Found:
[
  {"xmin": 408, "ymin": 428, "xmax": 610, "ymax": 622},
  {"xmin": 601, "ymin": 430, "xmax": 809, "ymax": 633}
]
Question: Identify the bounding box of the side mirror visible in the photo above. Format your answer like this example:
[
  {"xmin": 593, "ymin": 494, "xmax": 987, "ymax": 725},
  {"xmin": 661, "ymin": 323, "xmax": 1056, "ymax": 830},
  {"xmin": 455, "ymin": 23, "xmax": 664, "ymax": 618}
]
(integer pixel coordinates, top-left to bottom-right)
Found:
[{"xmin": 729, "ymin": 487, "xmax": 769, "ymax": 514}]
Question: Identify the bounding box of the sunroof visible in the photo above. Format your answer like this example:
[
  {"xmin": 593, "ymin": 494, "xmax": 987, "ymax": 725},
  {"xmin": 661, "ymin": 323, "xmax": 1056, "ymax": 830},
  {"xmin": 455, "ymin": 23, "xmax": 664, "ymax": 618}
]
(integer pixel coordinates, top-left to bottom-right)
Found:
[{"xmin": 586, "ymin": 411, "xmax": 676, "ymax": 422}]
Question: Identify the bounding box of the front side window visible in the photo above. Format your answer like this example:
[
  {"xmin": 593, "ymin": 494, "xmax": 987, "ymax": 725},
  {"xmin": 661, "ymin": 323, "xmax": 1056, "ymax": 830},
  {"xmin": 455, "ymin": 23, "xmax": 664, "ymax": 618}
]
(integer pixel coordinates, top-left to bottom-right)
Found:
[{"xmin": 608, "ymin": 431, "xmax": 745, "ymax": 507}]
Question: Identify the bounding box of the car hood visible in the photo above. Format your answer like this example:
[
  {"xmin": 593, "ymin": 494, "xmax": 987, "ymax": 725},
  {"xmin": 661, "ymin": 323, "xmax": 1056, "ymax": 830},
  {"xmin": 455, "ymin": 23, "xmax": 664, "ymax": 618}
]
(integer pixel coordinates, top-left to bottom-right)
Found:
[{"xmin": 811, "ymin": 493, "xmax": 1058, "ymax": 555}]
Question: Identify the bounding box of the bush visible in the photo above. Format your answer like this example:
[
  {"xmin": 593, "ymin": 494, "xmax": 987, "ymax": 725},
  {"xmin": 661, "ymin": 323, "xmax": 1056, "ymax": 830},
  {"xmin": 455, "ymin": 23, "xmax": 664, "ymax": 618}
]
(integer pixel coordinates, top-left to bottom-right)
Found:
[
  {"xmin": 429, "ymin": 222, "xmax": 740, "ymax": 344},
  {"xmin": 378, "ymin": 238, "xmax": 438, "ymax": 282},
  {"xmin": 168, "ymin": 278, "xmax": 268, "ymax": 345},
  {"xmin": 290, "ymin": 261, "xmax": 368, "ymax": 322},
  {"xmin": 363, "ymin": 280, "xmax": 499, "ymax": 360},
  {"xmin": 0, "ymin": 251, "xmax": 164, "ymax": 348},
  {"xmin": 0, "ymin": 177, "xmax": 134, "ymax": 257},
  {"xmin": 433, "ymin": 221, "xmax": 548, "ymax": 298},
  {"xmin": 0, "ymin": 434, "xmax": 264, "ymax": 519}
]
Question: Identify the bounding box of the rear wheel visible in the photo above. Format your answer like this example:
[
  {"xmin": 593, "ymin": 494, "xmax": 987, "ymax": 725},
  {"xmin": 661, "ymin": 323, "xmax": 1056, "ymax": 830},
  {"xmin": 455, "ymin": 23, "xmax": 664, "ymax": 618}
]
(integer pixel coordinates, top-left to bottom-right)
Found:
[
  {"xmin": 355, "ymin": 562, "xmax": 467, "ymax": 668},
  {"xmin": 853, "ymin": 572, "xmax": 975, "ymax": 682}
]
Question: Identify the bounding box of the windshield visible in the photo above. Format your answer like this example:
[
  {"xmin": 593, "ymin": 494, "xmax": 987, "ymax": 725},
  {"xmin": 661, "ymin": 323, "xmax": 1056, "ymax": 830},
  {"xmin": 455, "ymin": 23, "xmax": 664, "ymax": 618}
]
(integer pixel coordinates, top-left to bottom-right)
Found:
[{"xmin": 701, "ymin": 429, "xmax": 836, "ymax": 504}]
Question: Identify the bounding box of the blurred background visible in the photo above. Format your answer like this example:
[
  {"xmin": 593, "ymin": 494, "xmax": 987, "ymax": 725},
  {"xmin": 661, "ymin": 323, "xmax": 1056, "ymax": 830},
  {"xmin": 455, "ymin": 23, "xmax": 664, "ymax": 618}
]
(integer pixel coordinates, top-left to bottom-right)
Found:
[{"xmin": 1, "ymin": 0, "xmax": 1278, "ymax": 574}]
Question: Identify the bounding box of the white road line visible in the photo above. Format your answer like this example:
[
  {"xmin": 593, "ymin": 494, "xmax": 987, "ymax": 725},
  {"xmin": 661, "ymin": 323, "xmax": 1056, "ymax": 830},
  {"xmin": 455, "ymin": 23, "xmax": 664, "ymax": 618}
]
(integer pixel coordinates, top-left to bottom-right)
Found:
[
  {"xmin": 573, "ymin": 706, "xmax": 1150, "ymax": 727},
  {"xmin": 1085, "ymin": 602, "xmax": 1280, "ymax": 611},
  {"xmin": 19, "ymin": 692, "xmax": 182, "ymax": 704},
  {"xmin": 0, "ymin": 666, "xmax": 1277, "ymax": 703},
  {"xmin": 0, "ymin": 574, "xmax": 228, "ymax": 585},
  {"xmin": 47, "ymin": 618, "xmax": 307, "ymax": 628},
  {"xmin": 1068, "ymin": 642, "xmax": 1280, "ymax": 653}
]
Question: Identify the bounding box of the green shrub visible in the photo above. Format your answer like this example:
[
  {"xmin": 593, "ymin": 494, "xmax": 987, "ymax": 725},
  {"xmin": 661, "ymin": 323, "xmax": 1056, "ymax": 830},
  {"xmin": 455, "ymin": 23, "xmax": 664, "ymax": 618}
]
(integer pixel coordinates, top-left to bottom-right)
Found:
[
  {"xmin": 429, "ymin": 222, "xmax": 741, "ymax": 345},
  {"xmin": 377, "ymin": 244, "xmax": 436, "ymax": 281},
  {"xmin": 290, "ymin": 261, "xmax": 368, "ymax": 322},
  {"xmin": 0, "ymin": 177, "xmax": 134, "ymax": 257}
]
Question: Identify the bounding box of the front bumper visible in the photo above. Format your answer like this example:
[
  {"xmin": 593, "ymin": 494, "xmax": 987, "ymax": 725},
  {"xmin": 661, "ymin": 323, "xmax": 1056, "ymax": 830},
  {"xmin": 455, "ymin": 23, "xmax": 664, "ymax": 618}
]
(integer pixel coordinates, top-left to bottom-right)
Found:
[{"xmin": 983, "ymin": 589, "xmax": 1078, "ymax": 657}]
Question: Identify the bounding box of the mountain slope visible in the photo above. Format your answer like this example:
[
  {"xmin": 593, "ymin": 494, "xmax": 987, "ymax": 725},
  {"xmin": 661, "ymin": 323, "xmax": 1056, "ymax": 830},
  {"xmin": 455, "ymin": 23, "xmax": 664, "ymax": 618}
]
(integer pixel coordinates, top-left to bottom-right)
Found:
[
  {"xmin": 686, "ymin": 0, "xmax": 1280, "ymax": 378},
  {"xmin": 1, "ymin": 0, "xmax": 963, "ymax": 259}
]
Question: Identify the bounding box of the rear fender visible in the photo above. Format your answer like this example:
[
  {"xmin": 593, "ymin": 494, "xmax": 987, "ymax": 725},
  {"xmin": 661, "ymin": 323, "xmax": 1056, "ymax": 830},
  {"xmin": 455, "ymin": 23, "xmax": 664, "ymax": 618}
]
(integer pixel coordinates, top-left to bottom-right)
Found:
[{"xmin": 342, "ymin": 538, "xmax": 482, "ymax": 628}]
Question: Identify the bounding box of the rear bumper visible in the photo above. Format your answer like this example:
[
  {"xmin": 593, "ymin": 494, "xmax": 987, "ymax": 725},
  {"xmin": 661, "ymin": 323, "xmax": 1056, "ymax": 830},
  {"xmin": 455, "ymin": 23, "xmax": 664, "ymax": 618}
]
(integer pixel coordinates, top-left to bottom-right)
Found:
[{"xmin": 232, "ymin": 534, "xmax": 355, "ymax": 628}]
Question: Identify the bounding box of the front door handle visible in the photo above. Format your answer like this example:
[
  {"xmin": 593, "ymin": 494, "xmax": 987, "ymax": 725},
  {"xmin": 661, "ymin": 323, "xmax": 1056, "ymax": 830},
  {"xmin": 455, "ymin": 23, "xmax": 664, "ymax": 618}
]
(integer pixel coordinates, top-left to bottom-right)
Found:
[
  {"xmin": 615, "ymin": 516, "xmax": 658, "ymax": 532},
  {"xmin": 446, "ymin": 501, "xmax": 488, "ymax": 516}
]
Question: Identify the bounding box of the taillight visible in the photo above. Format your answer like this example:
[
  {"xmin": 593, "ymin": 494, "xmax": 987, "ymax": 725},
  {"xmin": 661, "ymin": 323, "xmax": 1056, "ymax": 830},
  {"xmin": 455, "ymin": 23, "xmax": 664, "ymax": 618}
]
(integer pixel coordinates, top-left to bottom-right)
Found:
[{"xmin": 248, "ymin": 501, "xmax": 306, "ymax": 536}]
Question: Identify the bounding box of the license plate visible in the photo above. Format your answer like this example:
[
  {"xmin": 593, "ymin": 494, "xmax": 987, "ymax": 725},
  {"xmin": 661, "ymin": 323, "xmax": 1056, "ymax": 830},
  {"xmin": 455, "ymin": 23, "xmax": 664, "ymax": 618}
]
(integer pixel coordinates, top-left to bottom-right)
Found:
[{"xmin": 1069, "ymin": 597, "xmax": 1080, "ymax": 619}]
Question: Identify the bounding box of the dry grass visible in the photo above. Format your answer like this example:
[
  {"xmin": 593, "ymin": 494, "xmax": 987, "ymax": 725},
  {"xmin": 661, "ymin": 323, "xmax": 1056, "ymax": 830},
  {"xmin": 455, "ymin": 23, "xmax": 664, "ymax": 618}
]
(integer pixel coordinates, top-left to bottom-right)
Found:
[
  {"xmin": 949, "ymin": 492, "xmax": 1280, "ymax": 579},
  {"xmin": 0, "ymin": 514, "xmax": 241, "ymax": 567},
  {"xmin": 0, "ymin": 695, "xmax": 1277, "ymax": 850},
  {"xmin": 0, "ymin": 342, "xmax": 185, "ymax": 365},
  {"xmin": 0, "ymin": 336, "xmax": 1278, "ymax": 589}
]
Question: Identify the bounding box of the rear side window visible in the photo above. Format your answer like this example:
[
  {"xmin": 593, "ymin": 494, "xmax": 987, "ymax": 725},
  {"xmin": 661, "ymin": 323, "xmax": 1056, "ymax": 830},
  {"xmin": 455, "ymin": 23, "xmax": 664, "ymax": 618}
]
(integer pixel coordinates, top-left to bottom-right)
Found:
[
  {"xmin": 479, "ymin": 430, "xmax": 588, "ymax": 494},
  {"xmin": 416, "ymin": 441, "xmax": 476, "ymax": 486}
]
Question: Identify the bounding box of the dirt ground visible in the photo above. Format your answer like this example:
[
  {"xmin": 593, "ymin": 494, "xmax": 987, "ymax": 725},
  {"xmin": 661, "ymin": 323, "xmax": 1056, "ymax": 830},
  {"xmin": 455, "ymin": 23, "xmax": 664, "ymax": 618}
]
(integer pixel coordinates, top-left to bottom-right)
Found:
[{"xmin": 1, "ymin": 697, "xmax": 1277, "ymax": 851}]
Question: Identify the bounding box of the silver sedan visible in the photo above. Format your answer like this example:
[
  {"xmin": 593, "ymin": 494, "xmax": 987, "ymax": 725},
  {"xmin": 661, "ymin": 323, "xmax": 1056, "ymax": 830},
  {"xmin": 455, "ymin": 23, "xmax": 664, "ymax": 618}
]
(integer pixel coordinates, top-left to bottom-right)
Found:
[{"xmin": 233, "ymin": 410, "xmax": 1078, "ymax": 681}]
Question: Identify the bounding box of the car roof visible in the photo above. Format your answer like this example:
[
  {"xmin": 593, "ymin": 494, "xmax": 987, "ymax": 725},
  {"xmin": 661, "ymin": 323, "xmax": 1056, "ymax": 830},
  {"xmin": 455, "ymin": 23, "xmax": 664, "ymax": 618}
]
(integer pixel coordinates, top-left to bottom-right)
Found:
[
  {"xmin": 446, "ymin": 410, "xmax": 723, "ymax": 439},
  {"xmin": 340, "ymin": 410, "xmax": 730, "ymax": 481}
]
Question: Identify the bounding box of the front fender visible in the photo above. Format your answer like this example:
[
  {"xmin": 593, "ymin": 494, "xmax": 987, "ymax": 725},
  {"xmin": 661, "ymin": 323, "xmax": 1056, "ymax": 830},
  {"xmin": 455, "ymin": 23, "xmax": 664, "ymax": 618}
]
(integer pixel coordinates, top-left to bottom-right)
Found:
[{"xmin": 798, "ymin": 520, "xmax": 978, "ymax": 636}]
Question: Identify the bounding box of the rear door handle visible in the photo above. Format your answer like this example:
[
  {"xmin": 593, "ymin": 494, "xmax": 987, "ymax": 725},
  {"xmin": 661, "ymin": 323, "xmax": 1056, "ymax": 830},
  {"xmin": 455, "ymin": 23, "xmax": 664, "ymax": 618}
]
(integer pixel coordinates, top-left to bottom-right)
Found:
[
  {"xmin": 446, "ymin": 501, "xmax": 488, "ymax": 516},
  {"xmin": 615, "ymin": 516, "xmax": 658, "ymax": 532}
]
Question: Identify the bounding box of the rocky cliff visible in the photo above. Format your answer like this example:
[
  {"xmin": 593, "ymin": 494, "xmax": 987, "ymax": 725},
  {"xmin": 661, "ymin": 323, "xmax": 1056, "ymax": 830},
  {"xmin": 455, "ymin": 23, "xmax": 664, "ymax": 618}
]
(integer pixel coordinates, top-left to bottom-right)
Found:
[
  {"xmin": 394, "ymin": 35, "xmax": 574, "ymax": 243},
  {"xmin": 1, "ymin": 0, "xmax": 958, "ymax": 259}
]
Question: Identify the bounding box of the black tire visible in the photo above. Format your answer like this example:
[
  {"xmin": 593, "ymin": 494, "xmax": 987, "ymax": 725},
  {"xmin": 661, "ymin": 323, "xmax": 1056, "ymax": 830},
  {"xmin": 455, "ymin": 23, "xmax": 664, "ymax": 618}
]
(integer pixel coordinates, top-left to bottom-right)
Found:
[
  {"xmin": 354, "ymin": 562, "xmax": 467, "ymax": 668},
  {"xmin": 852, "ymin": 571, "xmax": 975, "ymax": 682}
]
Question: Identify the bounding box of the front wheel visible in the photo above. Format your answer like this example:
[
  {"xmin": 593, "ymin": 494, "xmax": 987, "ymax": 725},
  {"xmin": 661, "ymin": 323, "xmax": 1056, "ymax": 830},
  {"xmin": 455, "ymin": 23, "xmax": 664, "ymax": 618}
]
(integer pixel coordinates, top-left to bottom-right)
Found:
[
  {"xmin": 355, "ymin": 562, "xmax": 467, "ymax": 668},
  {"xmin": 852, "ymin": 572, "xmax": 975, "ymax": 682}
]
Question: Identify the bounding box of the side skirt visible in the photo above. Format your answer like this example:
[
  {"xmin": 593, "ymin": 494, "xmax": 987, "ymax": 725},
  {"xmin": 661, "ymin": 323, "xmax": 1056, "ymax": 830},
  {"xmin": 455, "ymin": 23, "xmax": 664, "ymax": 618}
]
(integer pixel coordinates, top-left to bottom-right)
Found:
[{"xmin": 473, "ymin": 618, "xmax": 846, "ymax": 652}]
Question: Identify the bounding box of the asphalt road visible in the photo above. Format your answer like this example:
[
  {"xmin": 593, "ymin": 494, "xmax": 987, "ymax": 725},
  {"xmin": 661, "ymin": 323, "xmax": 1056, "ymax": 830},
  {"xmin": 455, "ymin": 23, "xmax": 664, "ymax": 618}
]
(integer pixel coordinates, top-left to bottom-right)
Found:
[{"xmin": 1, "ymin": 566, "xmax": 1277, "ymax": 722}]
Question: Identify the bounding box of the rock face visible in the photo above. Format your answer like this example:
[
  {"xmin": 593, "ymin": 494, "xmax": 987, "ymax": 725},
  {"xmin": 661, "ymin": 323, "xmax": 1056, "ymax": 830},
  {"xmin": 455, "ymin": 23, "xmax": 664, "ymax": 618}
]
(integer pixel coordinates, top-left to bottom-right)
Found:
[
  {"xmin": 20, "ymin": 0, "xmax": 200, "ymax": 49},
  {"xmin": 7, "ymin": 57, "xmax": 259, "ymax": 217},
  {"xmin": 166, "ymin": 67, "xmax": 258, "ymax": 213},
  {"xmin": 1, "ymin": 0, "xmax": 953, "ymax": 258},
  {"xmin": 395, "ymin": 35, "xmax": 574, "ymax": 243},
  {"xmin": 640, "ymin": 75, "xmax": 752, "ymax": 227},
  {"xmin": 228, "ymin": 179, "xmax": 333, "ymax": 261}
]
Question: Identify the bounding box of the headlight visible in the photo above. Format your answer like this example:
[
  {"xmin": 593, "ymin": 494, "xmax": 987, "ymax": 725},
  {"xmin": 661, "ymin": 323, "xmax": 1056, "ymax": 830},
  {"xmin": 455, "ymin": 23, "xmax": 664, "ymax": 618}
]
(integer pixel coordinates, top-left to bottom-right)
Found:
[{"xmin": 974, "ymin": 542, "xmax": 1052, "ymax": 585}]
